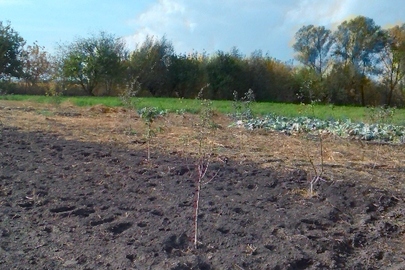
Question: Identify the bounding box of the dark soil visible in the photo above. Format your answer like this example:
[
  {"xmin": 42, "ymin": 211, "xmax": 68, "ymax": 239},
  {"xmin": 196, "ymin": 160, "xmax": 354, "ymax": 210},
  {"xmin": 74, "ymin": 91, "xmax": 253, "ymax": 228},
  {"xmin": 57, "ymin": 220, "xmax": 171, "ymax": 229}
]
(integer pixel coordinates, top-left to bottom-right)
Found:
[{"xmin": 1, "ymin": 125, "xmax": 405, "ymax": 269}]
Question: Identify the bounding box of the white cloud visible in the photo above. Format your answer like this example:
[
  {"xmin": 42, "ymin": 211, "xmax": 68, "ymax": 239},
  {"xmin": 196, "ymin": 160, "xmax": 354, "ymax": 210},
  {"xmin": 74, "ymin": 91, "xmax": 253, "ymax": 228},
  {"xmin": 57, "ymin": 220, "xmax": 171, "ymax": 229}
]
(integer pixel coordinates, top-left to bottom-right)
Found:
[
  {"xmin": 285, "ymin": 0, "xmax": 355, "ymax": 28},
  {"xmin": 125, "ymin": 0, "xmax": 405, "ymax": 61},
  {"xmin": 125, "ymin": 0, "xmax": 188, "ymax": 49},
  {"xmin": 125, "ymin": 0, "xmax": 292, "ymax": 57}
]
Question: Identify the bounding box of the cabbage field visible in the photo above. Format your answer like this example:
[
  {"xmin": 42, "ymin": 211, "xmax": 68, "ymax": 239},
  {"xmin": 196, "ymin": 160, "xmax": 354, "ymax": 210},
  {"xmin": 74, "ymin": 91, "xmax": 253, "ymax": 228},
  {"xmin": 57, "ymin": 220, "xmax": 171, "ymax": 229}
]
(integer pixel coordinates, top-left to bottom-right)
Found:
[{"xmin": 238, "ymin": 114, "xmax": 405, "ymax": 143}]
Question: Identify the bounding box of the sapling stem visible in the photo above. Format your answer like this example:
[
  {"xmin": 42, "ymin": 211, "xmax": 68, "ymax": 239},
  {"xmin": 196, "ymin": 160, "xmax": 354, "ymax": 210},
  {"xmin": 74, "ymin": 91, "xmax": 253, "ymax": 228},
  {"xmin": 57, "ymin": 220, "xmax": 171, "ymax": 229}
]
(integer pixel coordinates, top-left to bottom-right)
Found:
[
  {"xmin": 194, "ymin": 178, "xmax": 201, "ymax": 249},
  {"xmin": 194, "ymin": 158, "xmax": 220, "ymax": 249},
  {"xmin": 193, "ymin": 85, "xmax": 219, "ymax": 249},
  {"xmin": 194, "ymin": 158, "xmax": 209, "ymax": 249},
  {"xmin": 309, "ymin": 132, "xmax": 325, "ymax": 196}
]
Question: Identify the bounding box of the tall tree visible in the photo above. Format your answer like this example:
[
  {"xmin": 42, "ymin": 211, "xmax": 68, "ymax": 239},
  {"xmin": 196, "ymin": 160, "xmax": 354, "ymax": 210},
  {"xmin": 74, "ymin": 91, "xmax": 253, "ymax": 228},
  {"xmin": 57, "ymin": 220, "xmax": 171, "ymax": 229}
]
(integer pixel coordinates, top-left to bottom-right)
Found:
[
  {"xmin": 58, "ymin": 32, "xmax": 127, "ymax": 95},
  {"xmin": 168, "ymin": 52, "xmax": 207, "ymax": 98},
  {"xmin": 379, "ymin": 24, "xmax": 405, "ymax": 106},
  {"xmin": 246, "ymin": 51, "xmax": 296, "ymax": 102},
  {"xmin": 324, "ymin": 63, "xmax": 363, "ymax": 105},
  {"xmin": 205, "ymin": 48, "xmax": 249, "ymax": 100},
  {"xmin": 293, "ymin": 25, "xmax": 333, "ymax": 78},
  {"xmin": 22, "ymin": 42, "xmax": 52, "ymax": 87},
  {"xmin": 0, "ymin": 21, "xmax": 26, "ymax": 80},
  {"xmin": 333, "ymin": 16, "xmax": 387, "ymax": 106},
  {"xmin": 129, "ymin": 36, "xmax": 174, "ymax": 96}
]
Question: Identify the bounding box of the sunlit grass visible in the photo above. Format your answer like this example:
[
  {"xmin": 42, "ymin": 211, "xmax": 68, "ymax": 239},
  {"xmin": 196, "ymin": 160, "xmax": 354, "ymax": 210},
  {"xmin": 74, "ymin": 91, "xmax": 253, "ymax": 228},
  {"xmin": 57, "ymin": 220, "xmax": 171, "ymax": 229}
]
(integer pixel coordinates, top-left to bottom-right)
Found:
[{"xmin": 1, "ymin": 94, "xmax": 404, "ymax": 125}]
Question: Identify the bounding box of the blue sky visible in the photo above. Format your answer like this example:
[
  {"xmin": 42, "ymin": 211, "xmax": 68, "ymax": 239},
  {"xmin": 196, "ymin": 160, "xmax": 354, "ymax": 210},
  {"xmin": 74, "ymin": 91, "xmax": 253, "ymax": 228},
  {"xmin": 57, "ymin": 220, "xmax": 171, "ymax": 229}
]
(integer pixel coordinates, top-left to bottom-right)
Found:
[{"xmin": 1, "ymin": 0, "xmax": 404, "ymax": 61}]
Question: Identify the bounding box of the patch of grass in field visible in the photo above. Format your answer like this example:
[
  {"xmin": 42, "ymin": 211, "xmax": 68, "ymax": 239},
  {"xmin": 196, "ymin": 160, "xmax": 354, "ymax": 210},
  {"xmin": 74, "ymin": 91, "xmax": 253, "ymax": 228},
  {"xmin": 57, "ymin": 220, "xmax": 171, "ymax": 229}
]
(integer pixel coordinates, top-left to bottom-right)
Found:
[
  {"xmin": 67, "ymin": 96, "xmax": 123, "ymax": 107},
  {"xmin": 238, "ymin": 102, "xmax": 372, "ymax": 123},
  {"xmin": 1, "ymin": 94, "xmax": 404, "ymax": 125},
  {"xmin": 0, "ymin": 94, "xmax": 51, "ymax": 103}
]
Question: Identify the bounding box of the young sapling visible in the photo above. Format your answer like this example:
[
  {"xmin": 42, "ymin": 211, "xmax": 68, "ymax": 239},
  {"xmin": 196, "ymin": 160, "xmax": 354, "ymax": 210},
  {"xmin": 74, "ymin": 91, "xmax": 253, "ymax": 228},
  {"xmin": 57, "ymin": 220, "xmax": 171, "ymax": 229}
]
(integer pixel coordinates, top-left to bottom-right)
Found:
[
  {"xmin": 137, "ymin": 107, "xmax": 166, "ymax": 161},
  {"xmin": 193, "ymin": 86, "xmax": 220, "ymax": 249}
]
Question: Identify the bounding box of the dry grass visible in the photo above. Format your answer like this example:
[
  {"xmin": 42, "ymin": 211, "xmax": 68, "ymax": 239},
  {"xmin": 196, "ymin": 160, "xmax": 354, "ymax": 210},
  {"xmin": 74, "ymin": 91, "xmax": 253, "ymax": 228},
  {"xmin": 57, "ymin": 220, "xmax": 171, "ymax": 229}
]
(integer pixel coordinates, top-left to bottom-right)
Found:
[{"xmin": 1, "ymin": 100, "xmax": 405, "ymax": 193}]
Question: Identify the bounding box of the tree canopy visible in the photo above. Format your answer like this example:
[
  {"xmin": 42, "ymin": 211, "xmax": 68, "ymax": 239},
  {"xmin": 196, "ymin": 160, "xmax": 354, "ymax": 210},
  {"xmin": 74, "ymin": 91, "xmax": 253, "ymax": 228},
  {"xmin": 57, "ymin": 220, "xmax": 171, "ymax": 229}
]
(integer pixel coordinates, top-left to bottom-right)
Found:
[
  {"xmin": 293, "ymin": 25, "xmax": 333, "ymax": 78},
  {"xmin": 57, "ymin": 32, "xmax": 127, "ymax": 95},
  {"xmin": 2, "ymin": 16, "xmax": 405, "ymax": 107},
  {"xmin": 0, "ymin": 21, "xmax": 25, "ymax": 80}
]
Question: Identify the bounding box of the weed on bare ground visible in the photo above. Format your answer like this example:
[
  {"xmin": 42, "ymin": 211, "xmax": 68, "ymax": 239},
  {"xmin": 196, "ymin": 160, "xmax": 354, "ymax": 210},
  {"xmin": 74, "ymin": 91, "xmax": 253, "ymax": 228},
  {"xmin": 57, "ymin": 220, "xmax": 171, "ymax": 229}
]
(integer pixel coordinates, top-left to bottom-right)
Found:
[{"xmin": 1, "ymin": 100, "xmax": 405, "ymax": 269}]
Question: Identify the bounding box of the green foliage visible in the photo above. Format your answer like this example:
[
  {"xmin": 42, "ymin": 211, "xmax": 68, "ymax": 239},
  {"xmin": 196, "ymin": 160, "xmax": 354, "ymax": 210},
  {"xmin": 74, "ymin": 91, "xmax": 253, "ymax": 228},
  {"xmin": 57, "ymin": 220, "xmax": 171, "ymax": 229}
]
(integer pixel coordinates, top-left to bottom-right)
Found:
[
  {"xmin": 293, "ymin": 25, "xmax": 333, "ymax": 77},
  {"xmin": 0, "ymin": 21, "xmax": 26, "ymax": 80},
  {"xmin": 246, "ymin": 51, "xmax": 297, "ymax": 102},
  {"xmin": 323, "ymin": 64, "xmax": 356, "ymax": 105},
  {"xmin": 137, "ymin": 106, "xmax": 167, "ymax": 121},
  {"xmin": 292, "ymin": 16, "xmax": 404, "ymax": 107},
  {"xmin": 0, "ymin": 80, "xmax": 17, "ymax": 95},
  {"xmin": 137, "ymin": 106, "xmax": 167, "ymax": 160},
  {"xmin": 169, "ymin": 52, "xmax": 208, "ymax": 99},
  {"xmin": 380, "ymin": 24, "xmax": 405, "ymax": 106},
  {"xmin": 334, "ymin": 16, "xmax": 386, "ymax": 69},
  {"xmin": 57, "ymin": 31, "xmax": 127, "ymax": 96},
  {"xmin": 205, "ymin": 49, "xmax": 249, "ymax": 100},
  {"xmin": 294, "ymin": 67, "xmax": 326, "ymax": 103},
  {"xmin": 333, "ymin": 16, "xmax": 387, "ymax": 106},
  {"xmin": 3, "ymin": 16, "xmax": 405, "ymax": 107},
  {"xmin": 128, "ymin": 36, "xmax": 174, "ymax": 97},
  {"xmin": 241, "ymin": 113, "xmax": 405, "ymax": 143}
]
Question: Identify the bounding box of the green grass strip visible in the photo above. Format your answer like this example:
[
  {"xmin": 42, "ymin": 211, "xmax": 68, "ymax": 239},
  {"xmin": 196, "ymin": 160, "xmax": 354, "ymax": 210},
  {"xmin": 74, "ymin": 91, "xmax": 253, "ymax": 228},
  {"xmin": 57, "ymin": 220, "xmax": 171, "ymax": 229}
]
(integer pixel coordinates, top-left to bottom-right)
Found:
[{"xmin": 1, "ymin": 94, "xmax": 404, "ymax": 125}]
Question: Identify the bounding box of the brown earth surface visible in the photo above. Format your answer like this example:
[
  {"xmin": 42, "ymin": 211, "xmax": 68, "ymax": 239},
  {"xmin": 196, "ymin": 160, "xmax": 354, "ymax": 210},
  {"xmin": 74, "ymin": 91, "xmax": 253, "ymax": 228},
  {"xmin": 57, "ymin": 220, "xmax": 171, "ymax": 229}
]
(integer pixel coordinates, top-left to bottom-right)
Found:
[{"xmin": 1, "ymin": 100, "xmax": 405, "ymax": 269}]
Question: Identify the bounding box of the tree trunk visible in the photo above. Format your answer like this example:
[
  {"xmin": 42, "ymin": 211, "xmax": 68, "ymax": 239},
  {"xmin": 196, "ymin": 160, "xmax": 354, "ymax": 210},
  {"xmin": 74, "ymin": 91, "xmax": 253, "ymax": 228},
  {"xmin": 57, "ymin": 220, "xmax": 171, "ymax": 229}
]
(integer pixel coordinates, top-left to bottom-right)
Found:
[{"xmin": 387, "ymin": 83, "xmax": 394, "ymax": 107}]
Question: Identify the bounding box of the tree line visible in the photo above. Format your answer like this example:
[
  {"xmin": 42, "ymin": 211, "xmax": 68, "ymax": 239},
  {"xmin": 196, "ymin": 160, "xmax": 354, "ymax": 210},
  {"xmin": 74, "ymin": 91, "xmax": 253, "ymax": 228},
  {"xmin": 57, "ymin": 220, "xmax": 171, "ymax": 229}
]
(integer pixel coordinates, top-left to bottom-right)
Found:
[{"xmin": 1, "ymin": 16, "xmax": 405, "ymax": 107}]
